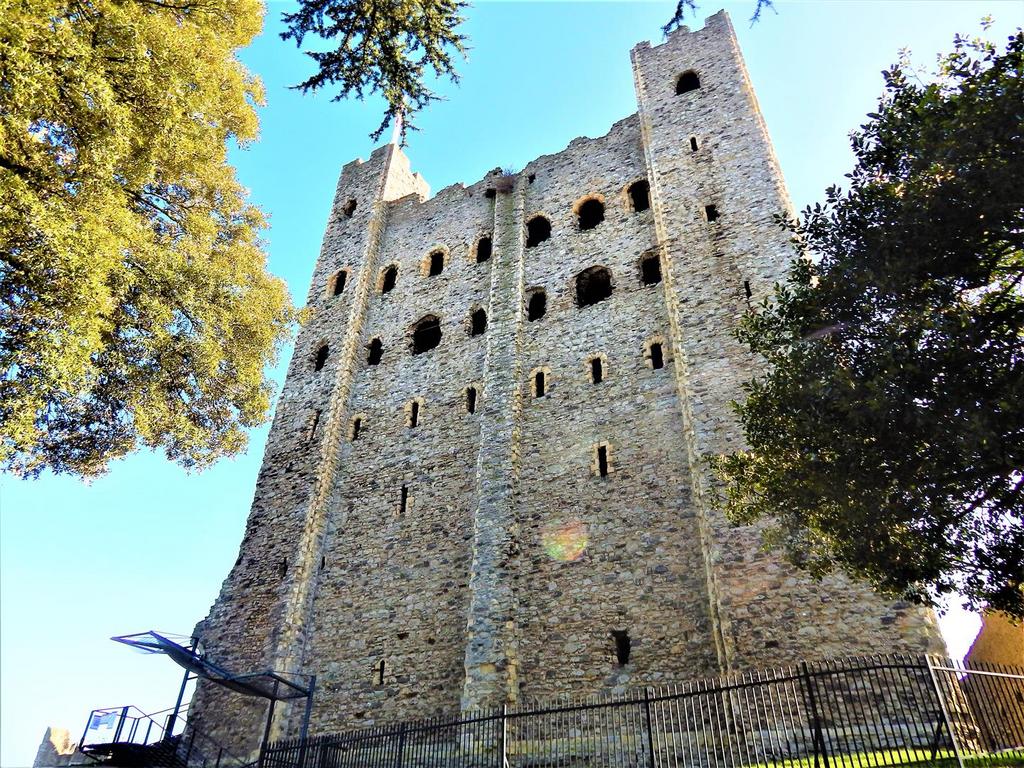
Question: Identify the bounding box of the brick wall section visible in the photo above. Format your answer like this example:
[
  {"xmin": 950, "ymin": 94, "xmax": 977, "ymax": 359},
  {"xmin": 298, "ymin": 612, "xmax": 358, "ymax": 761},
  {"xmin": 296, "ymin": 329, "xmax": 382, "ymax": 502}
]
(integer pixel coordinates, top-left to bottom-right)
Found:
[{"xmin": 189, "ymin": 11, "xmax": 944, "ymax": 756}]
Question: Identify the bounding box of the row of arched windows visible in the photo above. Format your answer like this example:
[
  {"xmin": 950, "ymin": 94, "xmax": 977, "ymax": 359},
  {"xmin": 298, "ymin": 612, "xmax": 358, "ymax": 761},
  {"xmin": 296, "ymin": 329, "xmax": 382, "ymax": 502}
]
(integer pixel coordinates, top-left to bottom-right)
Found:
[{"xmin": 312, "ymin": 257, "xmax": 665, "ymax": 371}]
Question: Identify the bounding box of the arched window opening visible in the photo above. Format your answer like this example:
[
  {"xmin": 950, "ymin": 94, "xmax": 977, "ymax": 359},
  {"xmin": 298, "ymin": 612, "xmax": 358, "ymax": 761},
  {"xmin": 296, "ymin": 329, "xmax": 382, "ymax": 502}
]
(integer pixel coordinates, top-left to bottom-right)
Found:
[
  {"xmin": 470, "ymin": 308, "xmax": 487, "ymax": 336},
  {"xmin": 376, "ymin": 659, "xmax": 386, "ymax": 685},
  {"xmin": 590, "ymin": 357, "xmax": 604, "ymax": 384},
  {"xmin": 576, "ymin": 198, "xmax": 605, "ymax": 231},
  {"xmin": 465, "ymin": 387, "xmax": 478, "ymax": 414},
  {"xmin": 676, "ymin": 70, "xmax": 700, "ymax": 94},
  {"xmin": 628, "ymin": 181, "xmax": 650, "ymax": 213},
  {"xmin": 342, "ymin": 199, "xmax": 357, "ymax": 218},
  {"xmin": 381, "ymin": 265, "xmax": 398, "ymax": 294},
  {"xmin": 641, "ymin": 253, "xmax": 662, "ymax": 285},
  {"xmin": 367, "ymin": 337, "xmax": 383, "ymax": 365},
  {"xmin": 350, "ymin": 417, "xmax": 362, "ymax": 441},
  {"xmin": 476, "ymin": 236, "xmax": 492, "ymax": 263},
  {"xmin": 575, "ymin": 266, "xmax": 613, "ymax": 307},
  {"xmin": 534, "ymin": 370, "xmax": 546, "ymax": 398},
  {"xmin": 314, "ymin": 344, "xmax": 329, "ymax": 372},
  {"xmin": 649, "ymin": 342, "xmax": 664, "ymax": 370},
  {"xmin": 611, "ymin": 630, "xmax": 631, "ymax": 665},
  {"xmin": 527, "ymin": 290, "xmax": 547, "ymax": 321},
  {"xmin": 411, "ymin": 315, "xmax": 441, "ymax": 355},
  {"xmin": 526, "ymin": 216, "xmax": 551, "ymax": 248},
  {"xmin": 428, "ymin": 250, "xmax": 444, "ymax": 277},
  {"xmin": 330, "ymin": 270, "xmax": 348, "ymax": 296}
]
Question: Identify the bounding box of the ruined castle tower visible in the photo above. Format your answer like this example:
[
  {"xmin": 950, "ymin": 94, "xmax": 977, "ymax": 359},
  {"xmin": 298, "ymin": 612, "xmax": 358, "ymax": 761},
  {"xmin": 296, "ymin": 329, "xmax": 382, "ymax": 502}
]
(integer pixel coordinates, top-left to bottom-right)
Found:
[{"xmin": 190, "ymin": 11, "xmax": 942, "ymax": 755}]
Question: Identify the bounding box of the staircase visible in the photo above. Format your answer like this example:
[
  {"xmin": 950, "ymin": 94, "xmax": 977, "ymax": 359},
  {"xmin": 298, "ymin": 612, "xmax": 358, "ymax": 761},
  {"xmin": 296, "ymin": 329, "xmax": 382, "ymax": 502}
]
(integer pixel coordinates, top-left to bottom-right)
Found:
[{"xmin": 79, "ymin": 706, "xmax": 253, "ymax": 768}]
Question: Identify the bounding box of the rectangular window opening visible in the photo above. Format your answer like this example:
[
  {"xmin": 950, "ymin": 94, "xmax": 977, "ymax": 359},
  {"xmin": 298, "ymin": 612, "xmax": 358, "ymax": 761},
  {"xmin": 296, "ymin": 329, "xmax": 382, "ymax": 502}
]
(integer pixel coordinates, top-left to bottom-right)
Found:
[
  {"xmin": 278, "ymin": 558, "xmax": 287, "ymax": 578},
  {"xmin": 690, "ymin": 136, "xmax": 699, "ymax": 152},
  {"xmin": 744, "ymin": 280, "xmax": 752, "ymax": 300},
  {"xmin": 650, "ymin": 343, "xmax": 664, "ymax": 370},
  {"xmin": 534, "ymin": 371, "xmax": 546, "ymax": 398},
  {"xmin": 590, "ymin": 358, "xmax": 603, "ymax": 384},
  {"xmin": 705, "ymin": 204, "xmax": 720, "ymax": 222},
  {"xmin": 350, "ymin": 417, "xmax": 362, "ymax": 441},
  {"xmin": 466, "ymin": 387, "xmax": 477, "ymax": 414},
  {"xmin": 611, "ymin": 630, "xmax": 631, "ymax": 666},
  {"xmin": 409, "ymin": 402, "xmax": 419, "ymax": 428},
  {"xmin": 399, "ymin": 485, "xmax": 408, "ymax": 516},
  {"xmin": 597, "ymin": 445, "xmax": 609, "ymax": 477}
]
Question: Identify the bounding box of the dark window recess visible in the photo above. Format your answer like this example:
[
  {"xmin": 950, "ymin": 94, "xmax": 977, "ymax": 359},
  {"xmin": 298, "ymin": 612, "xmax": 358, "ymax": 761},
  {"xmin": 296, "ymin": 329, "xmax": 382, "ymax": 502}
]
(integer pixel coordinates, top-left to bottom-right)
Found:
[
  {"xmin": 629, "ymin": 181, "xmax": 650, "ymax": 212},
  {"xmin": 641, "ymin": 254, "xmax": 662, "ymax": 285},
  {"xmin": 331, "ymin": 270, "xmax": 347, "ymax": 296},
  {"xmin": 350, "ymin": 417, "xmax": 362, "ymax": 441},
  {"xmin": 476, "ymin": 236, "xmax": 492, "ymax": 263},
  {"xmin": 466, "ymin": 387, "xmax": 477, "ymax": 414},
  {"xmin": 690, "ymin": 136, "xmax": 699, "ymax": 152},
  {"xmin": 307, "ymin": 410, "xmax": 321, "ymax": 442},
  {"xmin": 320, "ymin": 556, "xmax": 326, "ymax": 570},
  {"xmin": 576, "ymin": 266, "xmax": 613, "ymax": 307},
  {"xmin": 428, "ymin": 250, "xmax": 444, "ymax": 276},
  {"xmin": 611, "ymin": 630, "xmax": 631, "ymax": 665},
  {"xmin": 526, "ymin": 216, "xmax": 551, "ymax": 248},
  {"xmin": 534, "ymin": 371, "xmax": 546, "ymax": 398},
  {"xmin": 342, "ymin": 199, "xmax": 357, "ymax": 218},
  {"xmin": 409, "ymin": 402, "xmax": 420, "ymax": 428},
  {"xmin": 744, "ymin": 280, "xmax": 752, "ymax": 300},
  {"xmin": 590, "ymin": 358, "xmax": 603, "ymax": 384},
  {"xmin": 411, "ymin": 315, "xmax": 442, "ymax": 354},
  {"xmin": 676, "ymin": 70, "xmax": 700, "ymax": 94},
  {"xmin": 650, "ymin": 343, "xmax": 664, "ymax": 370},
  {"xmin": 470, "ymin": 308, "xmax": 487, "ymax": 336},
  {"xmin": 577, "ymin": 199, "xmax": 605, "ymax": 231},
  {"xmin": 597, "ymin": 445, "xmax": 609, "ymax": 477},
  {"xmin": 399, "ymin": 485, "xmax": 408, "ymax": 515},
  {"xmin": 527, "ymin": 290, "xmax": 547, "ymax": 321},
  {"xmin": 705, "ymin": 205, "xmax": 720, "ymax": 222},
  {"xmin": 528, "ymin": 173, "xmax": 536, "ymax": 184},
  {"xmin": 314, "ymin": 344, "xmax": 329, "ymax": 371},
  {"xmin": 484, "ymin": 188, "xmax": 497, "ymax": 199},
  {"xmin": 367, "ymin": 338, "xmax": 383, "ymax": 365},
  {"xmin": 381, "ymin": 265, "xmax": 398, "ymax": 294},
  {"xmin": 278, "ymin": 558, "xmax": 287, "ymax": 578},
  {"xmin": 376, "ymin": 659, "xmax": 386, "ymax": 685}
]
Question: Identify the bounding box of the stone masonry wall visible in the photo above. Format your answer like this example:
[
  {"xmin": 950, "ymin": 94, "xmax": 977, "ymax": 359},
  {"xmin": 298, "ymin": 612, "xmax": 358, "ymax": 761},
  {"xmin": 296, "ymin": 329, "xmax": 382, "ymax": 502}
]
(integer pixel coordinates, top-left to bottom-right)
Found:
[{"xmin": 189, "ymin": 10, "xmax": 944, "ymax": 757}]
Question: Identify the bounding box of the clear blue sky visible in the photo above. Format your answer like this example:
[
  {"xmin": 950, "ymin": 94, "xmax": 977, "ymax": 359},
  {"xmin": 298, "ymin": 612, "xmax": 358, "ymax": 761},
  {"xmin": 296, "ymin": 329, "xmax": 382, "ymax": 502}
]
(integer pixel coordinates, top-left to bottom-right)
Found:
[{"xmin": 2, "ymin": 2, "xmax": 1020, "ymax": 765}]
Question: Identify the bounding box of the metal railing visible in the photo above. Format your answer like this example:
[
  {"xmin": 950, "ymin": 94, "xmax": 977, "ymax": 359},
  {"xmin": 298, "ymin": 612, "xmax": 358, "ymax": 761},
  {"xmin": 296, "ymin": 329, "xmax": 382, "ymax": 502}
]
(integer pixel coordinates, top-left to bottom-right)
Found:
[
  {"xmin": 261, "ymin": 654, "xmax": 1024, "ymax": 768},
  {"xmin": 80, "ymin": 704, "xmax": 254, "ymax": 768}
]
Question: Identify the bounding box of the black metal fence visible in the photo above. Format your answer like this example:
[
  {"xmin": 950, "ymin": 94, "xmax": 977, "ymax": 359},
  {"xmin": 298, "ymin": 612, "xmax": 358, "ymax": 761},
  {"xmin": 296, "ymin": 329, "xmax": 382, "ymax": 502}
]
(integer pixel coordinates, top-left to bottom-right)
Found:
[{"xmin": 262, "ymin": 654, "xmax": 1024, "ymax": 768}]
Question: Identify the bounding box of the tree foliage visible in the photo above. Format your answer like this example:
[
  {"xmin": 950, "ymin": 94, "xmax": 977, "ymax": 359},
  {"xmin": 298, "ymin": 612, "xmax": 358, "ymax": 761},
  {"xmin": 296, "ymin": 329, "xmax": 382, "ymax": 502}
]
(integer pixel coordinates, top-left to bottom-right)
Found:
[
  {"xmin": 280, "ymin": 0, "xmax": 468, "ymax": 142},
  {"xmin": 0, "ymin": 0, "xmax": 298, "ymax": 478},
  {"xmin": 714, "ymin": 30, "xmax": 1024, "ymax": 618}
]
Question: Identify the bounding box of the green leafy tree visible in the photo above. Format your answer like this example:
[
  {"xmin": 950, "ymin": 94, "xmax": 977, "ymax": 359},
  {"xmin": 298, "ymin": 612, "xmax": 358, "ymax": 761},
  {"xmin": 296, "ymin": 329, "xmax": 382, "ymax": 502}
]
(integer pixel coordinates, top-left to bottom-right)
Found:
[
  {"xmin": 0, "ymin": 0, "xmax": 298, "ymax": 478},
  {"xmin": 714, "ymin": 29, "xmax": 1024, "ymax": 619},
  {"xmin": 280, "ymin": 0, "xmax": 468, "ymax": 141}
]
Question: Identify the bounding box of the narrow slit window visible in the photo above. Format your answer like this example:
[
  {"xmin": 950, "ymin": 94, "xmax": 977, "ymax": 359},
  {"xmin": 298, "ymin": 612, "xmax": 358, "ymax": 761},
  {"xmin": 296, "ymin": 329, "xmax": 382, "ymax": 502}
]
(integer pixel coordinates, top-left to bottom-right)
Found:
[
  {"xmin": 330, "ymin": 270, "xmax": 347, "ymax": 296},
  {"xmin": 534, "ymin": 371, "xmax": 546, "ymax": 398},
  {"xmin": 527, "ymin": 290, "xmax": 547, "ymax": 321},
  {"xmin": 376, "ymin": 659, "xmax": 386, "ymax": 685},
  {"xmin": 278, "ymin": 558, "xmax": 287, "ymax": 578},
  {"xmin": 628, "ymin": 181, "xmax": 650, "ymax": 213},
  {"xmin": 470, "ymin": 308, "xmax": 487, "ymax": 336},
  {"xmin": 611, "ymin": 630, "xmax": 631, "ymax": 665},
  {"xmin": 465, "ymin": 387, "xmax": 477, "ymax": 414},
  {"xmin": 641, "ymin": 254, "xmax": 662, "ymax": 285},
  {"xmin": 314, "ymin": 344, "xmax": 329, "ymax": 372},
  {"xmin": 476, "ymin": 236, "xmax": 492, "ymax": 263},
  {"xmin": 381, "ymin": 265, "xmax": 398, "ymax": 294},
  {"xmin": 590, "ymin": 358, "xmax": 604, "ymax": 384},
  {"xmin": 367, "ymin": 338, "xmax": 383, "ymax": 365},
  {"xmin": 350, "ymin": 417, "xmax": 362, "ymax": 441},
  {"xmin": 577, "ymin": 198, "xmax": 605, "ymax": 231},
  {"xmin": 650, "ymin": 343, "xmax": 664, "ymax": 370},
  {"xmin": 744, "ymin": 280, "xmax": 752, "ymax": 300},
  {"xmin": 597, "ymin": 445, "xmax": 609, "ymax": 477},
  {"xmin": 428, "ymin": 250, "xmax": 444, "ymax": 276},
  {"xmin": 409, "ymin": 401, "xmax": 420, "ymax": 428},
  {"xmin": 705, "ymin": 205, "xmax": 720, "ymax": 222},
  {"xmin": 306, "ymin": 410, "xmax": 321, "ymax": 442},
  {"xmin": 690, "ymin": 136, "xmax": 699, "ymax": 152},
  {"xmin": 398, "ymin": 486, "xmax": 408, "ymax": 516},
  {"xmin": 320, "ymin": 556, "xmax": 326, "ymax": 570},
  {"xmin": 526, "ymin": 216, "xmax": 551, "ymax": 248}
]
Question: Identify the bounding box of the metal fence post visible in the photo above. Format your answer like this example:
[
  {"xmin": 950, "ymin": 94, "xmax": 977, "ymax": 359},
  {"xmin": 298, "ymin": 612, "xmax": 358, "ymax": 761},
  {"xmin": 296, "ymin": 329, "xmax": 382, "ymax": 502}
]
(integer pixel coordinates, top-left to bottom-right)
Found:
[
  {"xmin": 499, "ymin": 704, "xmax": 507, "ymax": 768},
  {"xmin": 394, "ymin": 723, "xmax": 406, "ymax": 768},
  {"xmin": 925, "ymin": 655, "xmax": 965, "ymax": 768},
  {"xmin": 799, "ymin": 661, "xmax": 830, "ymax": 768},
  {"xmin": 643, "ymin": 687, "xmax": 656, "ymax": 768}
]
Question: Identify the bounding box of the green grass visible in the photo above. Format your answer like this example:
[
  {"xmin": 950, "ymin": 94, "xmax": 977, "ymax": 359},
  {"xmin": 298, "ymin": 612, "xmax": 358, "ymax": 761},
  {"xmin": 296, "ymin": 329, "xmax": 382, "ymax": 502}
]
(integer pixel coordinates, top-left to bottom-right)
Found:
[{"xmin": 756, "ymin": 748, "xmax": 1024, "ymax": 768}]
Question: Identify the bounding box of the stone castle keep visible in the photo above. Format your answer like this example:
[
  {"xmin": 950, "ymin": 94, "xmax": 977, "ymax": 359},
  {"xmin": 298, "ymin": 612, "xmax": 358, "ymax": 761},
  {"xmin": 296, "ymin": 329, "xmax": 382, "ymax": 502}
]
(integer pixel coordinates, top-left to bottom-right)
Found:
[{"xmin": 189, "ymin": 11, "xmax": 943, "ymax": 755}]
